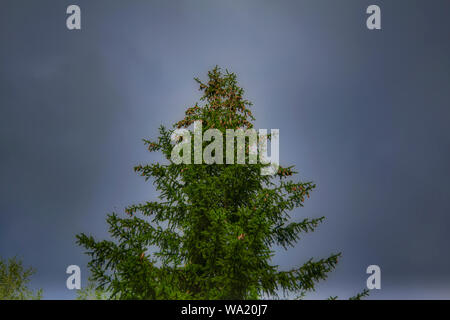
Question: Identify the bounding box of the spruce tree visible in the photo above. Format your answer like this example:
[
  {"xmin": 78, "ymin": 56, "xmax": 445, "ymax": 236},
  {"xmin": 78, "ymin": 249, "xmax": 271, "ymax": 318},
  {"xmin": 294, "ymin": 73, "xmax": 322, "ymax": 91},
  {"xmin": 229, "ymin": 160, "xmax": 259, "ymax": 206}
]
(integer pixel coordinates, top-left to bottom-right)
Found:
[{"xmin": 76, "ymin": 67, "xmax": 342, "ymax": 299}]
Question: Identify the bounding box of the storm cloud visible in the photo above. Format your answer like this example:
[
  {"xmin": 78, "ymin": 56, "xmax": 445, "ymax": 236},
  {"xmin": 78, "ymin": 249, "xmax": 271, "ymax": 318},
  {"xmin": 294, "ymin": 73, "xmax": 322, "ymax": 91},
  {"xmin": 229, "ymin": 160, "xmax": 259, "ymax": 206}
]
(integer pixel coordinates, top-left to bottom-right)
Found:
[{"xmin": 1, "ymin": 0, "xmax": 450, "ymax": 299}]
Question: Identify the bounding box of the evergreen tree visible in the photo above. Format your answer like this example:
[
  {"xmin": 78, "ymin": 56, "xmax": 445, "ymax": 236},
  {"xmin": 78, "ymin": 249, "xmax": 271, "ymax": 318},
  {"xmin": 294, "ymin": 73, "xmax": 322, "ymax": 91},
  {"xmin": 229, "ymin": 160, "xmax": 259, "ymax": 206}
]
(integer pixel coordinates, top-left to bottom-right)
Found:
[
  {"xmin": 76, "ymin": 67, "xmax": 342, "ymax": 299},
  {"xmin": 0, "ymin": 257, "xmax": 42, "ymax": 300}
]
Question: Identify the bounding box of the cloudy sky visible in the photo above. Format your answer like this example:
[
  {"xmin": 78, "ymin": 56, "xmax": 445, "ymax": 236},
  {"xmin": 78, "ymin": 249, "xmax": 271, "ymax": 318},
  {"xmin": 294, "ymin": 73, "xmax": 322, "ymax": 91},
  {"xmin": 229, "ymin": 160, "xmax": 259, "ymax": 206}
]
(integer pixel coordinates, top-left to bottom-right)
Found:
[{"xmin": 1, "ymin": 0, "xmax": 450, "ymax": 299}]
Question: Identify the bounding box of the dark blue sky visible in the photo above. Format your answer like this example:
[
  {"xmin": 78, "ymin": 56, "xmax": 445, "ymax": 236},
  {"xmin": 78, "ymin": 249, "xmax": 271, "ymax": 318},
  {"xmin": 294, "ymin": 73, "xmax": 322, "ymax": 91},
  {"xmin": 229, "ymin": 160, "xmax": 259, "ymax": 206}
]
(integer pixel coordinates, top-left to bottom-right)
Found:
[{"xmin": 1, "ymin": 0, "xmax": 450, "ymax": 299}]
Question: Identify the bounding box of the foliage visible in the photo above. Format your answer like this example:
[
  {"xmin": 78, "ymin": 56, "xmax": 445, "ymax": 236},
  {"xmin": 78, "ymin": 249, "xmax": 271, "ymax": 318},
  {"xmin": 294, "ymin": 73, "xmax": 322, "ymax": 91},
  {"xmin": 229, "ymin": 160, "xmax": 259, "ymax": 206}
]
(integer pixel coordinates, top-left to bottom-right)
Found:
[
  {"xmin": 349, "ymin": 289, "xmax": 370, "ymax": 300},
  {"xmin": 0, "ymin": 256, "xmax": 42, "ymax": 300},
  {"xmin": 76, "ymin": 281, "xmax": 113, "ymax": 300}
]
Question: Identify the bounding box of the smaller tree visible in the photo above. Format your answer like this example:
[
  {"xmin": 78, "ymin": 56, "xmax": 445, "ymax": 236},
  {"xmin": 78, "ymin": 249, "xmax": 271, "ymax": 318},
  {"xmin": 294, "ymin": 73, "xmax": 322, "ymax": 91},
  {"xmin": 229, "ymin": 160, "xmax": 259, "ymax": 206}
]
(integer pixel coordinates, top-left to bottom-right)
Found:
[{"xmin": 0, "ymin": 257, "xmax": 42, "ymax": 300}]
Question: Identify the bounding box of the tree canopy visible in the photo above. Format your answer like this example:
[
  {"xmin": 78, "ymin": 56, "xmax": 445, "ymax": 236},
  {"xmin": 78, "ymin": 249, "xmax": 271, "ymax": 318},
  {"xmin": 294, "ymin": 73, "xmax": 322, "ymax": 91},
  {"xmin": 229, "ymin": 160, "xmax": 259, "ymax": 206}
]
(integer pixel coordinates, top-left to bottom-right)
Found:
[{"xmin": 0, "ymin": 256, "xmax": 42, "ymax": 300}]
